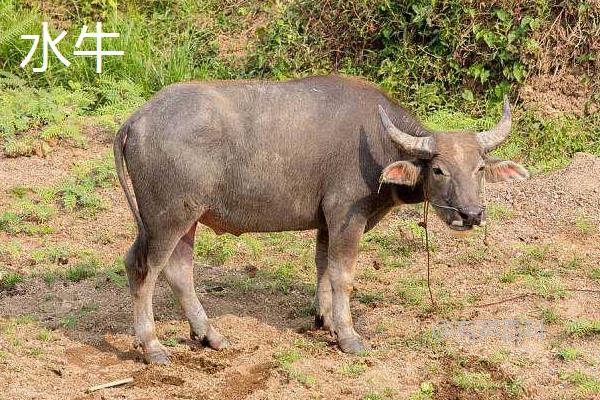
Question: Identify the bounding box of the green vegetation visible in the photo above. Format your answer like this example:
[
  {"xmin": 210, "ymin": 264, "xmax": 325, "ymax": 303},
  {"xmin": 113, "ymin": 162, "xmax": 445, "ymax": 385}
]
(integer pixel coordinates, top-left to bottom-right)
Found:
[
  {"xmin": 485, "ymin": 202, "xmax": 514, "ymax": 221},
  {"xmin": 556, "ymin": 347, "xmax": 580, "ymax": 361},
  {"xmin": 566, "ymin": 319, "xmax": 600, "ymax": 338},
  {"xmin": 274, "ymin": 349, "xmax": 316, "ymax": 387},
  {"xmin": 560, "ymin": 370, "xmax": 600, "ymax": 395},
  {"xmin": 540, "ymin": 307, "xmax": 559, "ymax": 324},
  {"xmin": 338, "ymin": 361, "xmax": 368, "ymax": 377},
  {"xmin": 0, "ymin": 0, "xmax": 596, "ymax": 169},
  {"xmin": 361, "ymin": 230, "xmax": 412, "ymax": 269},
  {"xmin": 451, "ymin": 370, "xmax": 497, "ymax": 391},
  {"xmin": 64, "ymin": 255, "xmax": 99, "ymax": 282},
  {"xmin": 408, "ymin": 382, "xmax": 435, "ymax": 400},
  {"xmin": 0, "ymin": 271, "xmax": 24, "ymax": 289}
]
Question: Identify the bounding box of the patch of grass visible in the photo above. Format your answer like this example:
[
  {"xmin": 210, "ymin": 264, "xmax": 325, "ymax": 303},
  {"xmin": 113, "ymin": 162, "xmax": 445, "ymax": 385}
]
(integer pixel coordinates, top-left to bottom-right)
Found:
[
  {"xmin": 487, "ymin": 349, "xmax": 510, "ymax": 365},
  {"xmin": 60, "ymin": 314, "xmax": 79, "ymax": 329},
  {"xmin": 556, "ymin": 347, "xmax": 579, "ymax": 361},
  {"xmin": 560, "ymin": 370, "xmax": 600, "ymax": 395},
  {"xmin": 274, "ymin": 349, "xmax": 316, "ymax": 387},
  {"xmin": 194, "ymin": 230, "xmax": 239, "ymax": 265},
  {"xmin": 451, "ymin": 370, "xmax": 497, "ymax": 391},
  {"xmin": 362, "ymin": 394, "xmax": 383, "ymax": 400},
  {"xmin": 162, "ymin": 337, "xmax": 178, "ymax": 347},
  {"xmin": 361, "ymin": 230, "xmax": 412, "ymax": 269},
  {"xmin": 41, "ymin": 270, "xmax": 62, "ymax": 286},
  {"xmin": 574, "ymin": 214, "xmax": 597, "ymax": 235},
  {"xmin": 28, "ymin": 347, "xmax": 43, "ymax": 358},
  {"xmin": 65, "ymin": 256, "xmax": 99, "ymax": 282},
  {"xmin": 566, "ymin": 319, "xmax": 600, "ymax": 338},
  {"xmin": 397, "ymin": 277, "xmax": 428, "ymax": 306},
  {"xmin": 0, "ymin": 272, "xmax": 24, "ymax": 289},
  {"xmin": 525, "ymin": 244, "xmax": 552, "ymax": 261},
  {"xmin": 458, "ymin": 247, "xmax": 487, "ymax": 265},
  {"xmin": 0, "ymin": 239, "xmax": 22, "ymax": 260},
  {"xmin": 485, "ymin": 202, "xmax": 514, "ymax": 220},
  {"xmin": 588, "ymin": 268, "xmax": 600, "ymax": 282},
  {"xmin": 357, "ymin": 291, "xmax": 385, "ymax": 306},
  {"xmin": 505, "ymin": 378, "xmax": 525, "ymax": 397},
  {"xmin": 105, "ymin": 259, "xmax": 128, "ymax": 288},
  {"xmin": 36, "ymin": 328, "xmax": 53, "ymax": 342},
  {"xmin": 408, "ymin": 381, "xmax": 435, "ymax": 400},
  {"xmin": 559, "ymin": 255, "xmax": 583, "ymax": 273},
  {"xmin": 400, "ymin": 330, "xmax": 445, "ymax": 351},
  {"xmin": 338, "ymin": 361, "xmax": 368, "ymax": 377},
  {"xmin": 540, "ymin": 307, "xmax": 559, "ymax": 324},
  {"xmin": 31, "ymin": 245, "xmax": 70, "ymax": 265},
  {"xmin": 60, "ymin": 304, "xmax": 97, "ymax": 329},
  {"xmin": 525, "ymin": 276, "xmax": 566, "ymax": 300},
  {"xmin": 499, "ymin": 270, "xmax": 516, "ymax": 283},
  {"xmin": 0, "ymin": 207, "xmax": 53, "ymax": 235}
]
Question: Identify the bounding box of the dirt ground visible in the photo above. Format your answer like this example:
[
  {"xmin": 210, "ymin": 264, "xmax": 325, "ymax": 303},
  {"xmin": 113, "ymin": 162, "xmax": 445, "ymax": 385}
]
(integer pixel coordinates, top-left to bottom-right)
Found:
[{"xmin": 0, "ymin": 137, "xmax": 599, "ymax": 400}]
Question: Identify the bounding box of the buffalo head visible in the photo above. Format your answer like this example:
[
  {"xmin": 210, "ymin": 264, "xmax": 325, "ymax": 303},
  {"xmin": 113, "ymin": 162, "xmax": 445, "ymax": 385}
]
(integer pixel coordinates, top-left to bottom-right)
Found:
[{"xmin": 379, "ymin": 97, "xmax": 528, "ymax": 231}]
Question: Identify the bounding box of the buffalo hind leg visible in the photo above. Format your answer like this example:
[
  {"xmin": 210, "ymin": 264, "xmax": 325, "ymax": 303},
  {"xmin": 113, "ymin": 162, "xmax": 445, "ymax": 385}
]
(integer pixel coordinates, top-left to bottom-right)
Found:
[
  {"xmin": 125, "ymin": 235, "xmax": 170, "ymax": 364},
  {"xmin": 314, "ymin": 228, "xmax": 333, "ymax": 331},
  {"xmin": 162, "ymin": 223, "xmax": 229, "ymax": 350}
]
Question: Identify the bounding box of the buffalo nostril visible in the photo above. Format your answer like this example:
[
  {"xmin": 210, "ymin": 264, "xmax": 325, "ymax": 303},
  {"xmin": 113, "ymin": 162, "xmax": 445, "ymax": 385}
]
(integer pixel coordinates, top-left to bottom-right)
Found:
[{"xmin": 458, "ymin": 206, "xmax": 483, "ymax": 225}]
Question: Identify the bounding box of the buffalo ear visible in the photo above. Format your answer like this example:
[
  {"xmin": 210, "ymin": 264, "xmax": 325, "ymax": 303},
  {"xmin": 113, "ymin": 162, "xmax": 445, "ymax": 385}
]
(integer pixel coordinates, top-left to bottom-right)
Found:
[
  {"xmin": 484, "ymin": 159, "xmax": 529, "ymax": 183},
  {"xmin": 382, "ymin": 161, "xmax": 422, "ymax": 186}
]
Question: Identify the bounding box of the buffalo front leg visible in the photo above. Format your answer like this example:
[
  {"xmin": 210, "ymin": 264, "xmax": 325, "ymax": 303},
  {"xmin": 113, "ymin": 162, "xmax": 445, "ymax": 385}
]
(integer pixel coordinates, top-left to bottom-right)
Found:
[
  {"xmin": 162, "ymin": 224, "xmax": 229, "ymax": 350},
  {"xmin": 328, "ymin": 217, "xmax": 369, "ymax": 354},
  {"xmin": 314, "ymin": 228, "xmax": 333, "ymax": 331}
]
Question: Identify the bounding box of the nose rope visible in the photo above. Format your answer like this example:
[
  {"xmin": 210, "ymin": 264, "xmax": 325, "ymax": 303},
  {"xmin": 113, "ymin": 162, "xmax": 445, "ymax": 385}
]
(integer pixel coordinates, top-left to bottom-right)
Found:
[
  {"xmin": 421, "ymin": 181, "xmax": 436, "ymax": 308},
  {"xmin": 421, "ymin": 175, "xmax": 489, "ymax": 309}
]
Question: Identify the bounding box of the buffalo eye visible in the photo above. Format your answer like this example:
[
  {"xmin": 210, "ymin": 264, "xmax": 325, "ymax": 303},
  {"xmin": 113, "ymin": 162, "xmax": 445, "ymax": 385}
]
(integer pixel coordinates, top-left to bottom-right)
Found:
[{"xmin": 432, "ymin": 167, "xmax": 444, "ymax": 176}]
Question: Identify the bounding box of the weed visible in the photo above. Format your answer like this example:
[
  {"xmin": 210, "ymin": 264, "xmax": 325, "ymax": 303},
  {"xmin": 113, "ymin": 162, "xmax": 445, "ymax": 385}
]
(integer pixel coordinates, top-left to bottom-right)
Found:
[
  {"xmin": 397, "ymin": 277, "xmax": 428, "ymax": 306},
  {"xmin": 362, "ymin": 230, "xmax": 412, "ymax": 269},
  {"xmin": 560, "ymin": 370, "xmax": 600, "ymax": 395},
  {"xmin": 525, "ymin": 276, "xmax": 566, "ymax": 300},
  {"xmin": 485, "ymin": 203, "xmax": 514, "ymax": 220},
  {"xmin": 408, "ymin": 381, "xmax": 435, "ymax": 400},
  {"xmin": 499, "ymin": 270, "xmax": 516, "ymax": 283},
  {"xmin": 338, "ymin": 361, "xmax": 368, "ymax": 377},
  {"xmin": 357, "ymin": 291, "xmax": 385, "ymax": 306},
  {"xmin": 65, "ymin": 256, "xmax": 98, "ymax": 282},
  {"xmin": 1, "ymin": 272, "xmax": 23, "ymax": 289},
  {"xmin": 451, "ymin": 370, "xmax": 497, "ymax": 391},
  {"xmin": 106, "ymin": 260, "xmax": 128, "ymax": 288},
  {"xmin": 60, "ymin": 314, "xmax": 78, "ymax": 329},
  {"xmin": 274, "ymin": 349, "xmax": 316, "ymax": 387},
  {"xmin": 162, "ymin": 337, "xmax": 178, "ymax": 347},
  {"xmin": 194, "ymin": 230, "xmax": 238, "ymax": 265},
  {"xmin": 0, "ymin": 240, "xmax": 22, "ymax": 260},
  {"xmin": 540, "ymin": 308, "xmax": 559, "ymax": 324},
  {"xmin": 566, "ymin": 319, "xmax": 600, "ymax": 338},
  {"xmin": 574, "ymin": 214, "xmax": 596, "ymax": 235},
  {"xmin": 589, "ymin": 268, "xmax": 600, "ymax": 282},
  {"xmin": 36, "ymin": 328, "xmax": 53, "ymax": 342},
  {"xmin": 556, "ymin": 347, "xmax": 579, "ymax": 361},
  {"xmin": 31, "ymin": 245, "xmax": 70, "ymax": 265}
]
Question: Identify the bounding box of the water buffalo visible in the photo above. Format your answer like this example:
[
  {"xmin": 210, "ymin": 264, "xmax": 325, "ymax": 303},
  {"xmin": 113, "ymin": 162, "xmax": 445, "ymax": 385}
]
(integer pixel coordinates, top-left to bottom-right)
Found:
[{"xmin": 114, "ymin": 75, "xmax": 528, "ymax": 363}]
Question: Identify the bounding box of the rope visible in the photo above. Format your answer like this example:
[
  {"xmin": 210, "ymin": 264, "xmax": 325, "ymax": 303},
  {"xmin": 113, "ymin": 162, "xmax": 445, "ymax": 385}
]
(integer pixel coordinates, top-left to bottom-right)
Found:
[{"xmin": 423, "ymin": 199, "xmax": 435, "ymax": 308}]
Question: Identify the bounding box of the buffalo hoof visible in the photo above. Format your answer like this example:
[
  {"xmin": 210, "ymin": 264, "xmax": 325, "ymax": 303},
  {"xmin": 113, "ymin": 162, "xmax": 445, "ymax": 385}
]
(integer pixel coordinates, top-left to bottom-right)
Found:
[
  {"xmin": 144, "ymin": 346, "xmax": 170, "ymax": 364},
  {"xmin": 338, "ymin": 336, "xmax": 370, "ymax": 354},
  {"xmin": 191, "ymin": 326, "xmax": 230, "ymax": 350}
]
